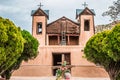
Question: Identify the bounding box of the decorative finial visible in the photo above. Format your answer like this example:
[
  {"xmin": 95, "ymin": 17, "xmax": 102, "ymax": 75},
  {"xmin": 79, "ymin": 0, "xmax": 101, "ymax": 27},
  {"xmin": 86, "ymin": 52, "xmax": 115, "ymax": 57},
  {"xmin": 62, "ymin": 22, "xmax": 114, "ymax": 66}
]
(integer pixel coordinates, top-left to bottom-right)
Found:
[
  {"xmin": 37, "ymin": 2, "xmax": 43, "ymax": 8},
  {"xmin": 82, "ymin": 2, "xmax": 88, "ymax": 8}
]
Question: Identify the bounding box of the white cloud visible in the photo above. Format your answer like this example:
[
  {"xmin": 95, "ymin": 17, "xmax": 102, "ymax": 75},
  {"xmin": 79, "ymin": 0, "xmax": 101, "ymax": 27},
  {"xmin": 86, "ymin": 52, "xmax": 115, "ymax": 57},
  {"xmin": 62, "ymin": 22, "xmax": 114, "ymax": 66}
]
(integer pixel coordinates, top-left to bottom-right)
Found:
[
  {"xmin": 0, "ymin": 0, "xmax": 115, "ymax": 32},
  {"xmin": 0, "ymin": 5, "xmax": 21, "ymax": 13}
]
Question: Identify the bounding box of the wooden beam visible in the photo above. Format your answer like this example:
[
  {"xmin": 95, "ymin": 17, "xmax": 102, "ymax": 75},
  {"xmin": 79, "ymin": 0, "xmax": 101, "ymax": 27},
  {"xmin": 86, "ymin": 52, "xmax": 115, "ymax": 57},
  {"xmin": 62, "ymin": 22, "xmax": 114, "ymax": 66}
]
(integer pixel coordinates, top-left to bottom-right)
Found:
[{"xmin": 52, "ymin": 65, "xmax": 75, "ymax": 69}]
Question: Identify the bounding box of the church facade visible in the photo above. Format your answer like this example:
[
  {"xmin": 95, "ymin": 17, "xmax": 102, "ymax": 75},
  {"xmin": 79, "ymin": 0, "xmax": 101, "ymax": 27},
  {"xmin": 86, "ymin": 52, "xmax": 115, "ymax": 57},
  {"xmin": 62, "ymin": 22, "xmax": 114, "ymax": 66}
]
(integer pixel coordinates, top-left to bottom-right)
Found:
[{"xmin": 13, "ymin": 6, "xmax": 108, "ymax": 77}]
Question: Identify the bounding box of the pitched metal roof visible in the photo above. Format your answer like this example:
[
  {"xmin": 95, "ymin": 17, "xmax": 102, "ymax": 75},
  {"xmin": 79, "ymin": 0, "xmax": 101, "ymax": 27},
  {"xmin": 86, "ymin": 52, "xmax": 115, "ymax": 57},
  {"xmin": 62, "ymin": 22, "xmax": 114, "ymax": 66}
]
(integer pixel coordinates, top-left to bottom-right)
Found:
[
  {"xmin": 76, "ymin": 9, "xmax": 95, "ymax": 15},
  {"xmin": 76, "ymin": 7, "xmax": 95, "ymax": 18},
  {"xmin": 76, "ymin": 9, "xmax": 84, "ymax": 16},
  {"xmin": 31, "ymin": 8, "xmax": 49, "ymax": 19},
  {"xmin": 31, "ymin": 10, "xmax": 36, "ymax": 15},
  {"xmin": 44, "ymin": 10, "xmax": 49, "ymax": 16}
]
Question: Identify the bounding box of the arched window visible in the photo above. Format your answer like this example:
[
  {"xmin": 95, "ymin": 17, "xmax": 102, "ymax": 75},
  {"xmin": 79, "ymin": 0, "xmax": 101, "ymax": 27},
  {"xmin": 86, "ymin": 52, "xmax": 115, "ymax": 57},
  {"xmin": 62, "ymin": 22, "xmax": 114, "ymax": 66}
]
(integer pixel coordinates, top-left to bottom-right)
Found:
[
  {"xmin": 37, "ymin": 22, "xmax": 42, "ymax": 34},
  {"xmin": 84, "ymin": 20, "xmax": 90, "ymax": 31}
]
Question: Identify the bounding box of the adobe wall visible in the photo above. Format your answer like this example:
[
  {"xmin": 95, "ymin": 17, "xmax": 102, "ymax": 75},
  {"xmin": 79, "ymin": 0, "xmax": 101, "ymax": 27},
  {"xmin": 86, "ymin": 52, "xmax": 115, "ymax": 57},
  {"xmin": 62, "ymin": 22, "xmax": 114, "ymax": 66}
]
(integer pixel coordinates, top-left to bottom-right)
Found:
[
  {"xmin": 13, "ymin": 65, "xmax": 52, "ymax": 76},
  {"xmin": 80, "ymin": 15, "xmax": 94, "ymax": 47},
  {"xmin": 13, "ymin": 65, "xmax": 109, "ymax": 77},
  {"xmin": 32, "ymin": 16, "xmax": 47, "ymax": 46},
  {"xmin": 19, "ymin": 46, "xmax": 94, "ymax": 66},
  {"xmin": 72, "ymin": 66, "xmax": 109, "ymax": 77},
  {"xmin": 13, "ymin": 46, "xmax": 109, "ymax": 77}
]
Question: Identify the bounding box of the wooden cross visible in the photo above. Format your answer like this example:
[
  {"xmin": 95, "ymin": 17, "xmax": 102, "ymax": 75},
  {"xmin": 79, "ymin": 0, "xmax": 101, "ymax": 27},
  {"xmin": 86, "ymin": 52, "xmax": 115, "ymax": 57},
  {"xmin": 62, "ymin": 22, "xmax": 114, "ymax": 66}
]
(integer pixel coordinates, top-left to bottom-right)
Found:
[
  {"xmin": 37, "ymin": 2, "xmax": 43, "ymax": 8},
  {"xmin": 82, "ymin": 2, "xmax": 88, "ymax": 8},
  {"xmin": 57, "ymin": 61, "xmax": 69, "ymax": 65}
]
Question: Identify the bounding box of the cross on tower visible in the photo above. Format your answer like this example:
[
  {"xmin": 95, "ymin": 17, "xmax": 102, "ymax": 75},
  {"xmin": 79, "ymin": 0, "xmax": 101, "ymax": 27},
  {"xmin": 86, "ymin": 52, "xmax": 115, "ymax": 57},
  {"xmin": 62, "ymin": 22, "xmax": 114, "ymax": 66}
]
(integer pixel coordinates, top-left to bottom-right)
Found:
[
  {"xmin": 82, "ymin": 2, "xmax": 88, "ymax": 8},
  {"xmin": 37, "ymin": 3, "xmax": 43, "ymax": 8}
]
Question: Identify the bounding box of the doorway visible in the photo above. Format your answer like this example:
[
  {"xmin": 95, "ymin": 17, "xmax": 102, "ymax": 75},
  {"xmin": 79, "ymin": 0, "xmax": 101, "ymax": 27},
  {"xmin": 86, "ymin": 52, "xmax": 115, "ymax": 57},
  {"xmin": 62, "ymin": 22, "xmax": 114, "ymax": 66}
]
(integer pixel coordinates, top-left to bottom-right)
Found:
[
  {"xmin": 52, "ymin": 53, "xmax": 71, "ymax": 76},
  {"xmin": 53, "ymin": 54, "xmax": 62, "ymax": 66},
  {"xmin": 52, "ymin": 54, "xmax": 62, "ymax": 76}
]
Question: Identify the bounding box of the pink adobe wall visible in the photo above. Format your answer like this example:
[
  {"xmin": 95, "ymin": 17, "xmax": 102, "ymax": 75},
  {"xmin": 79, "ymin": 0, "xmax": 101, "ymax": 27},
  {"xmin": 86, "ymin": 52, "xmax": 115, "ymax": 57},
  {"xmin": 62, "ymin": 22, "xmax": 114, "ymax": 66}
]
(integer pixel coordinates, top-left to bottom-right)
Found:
[
  {"xmin": 79, "ymin": 15, "xmax": 94, "ymax": 47},
  {"xmin": 22, "ymin": 46, "xmax": 94, "ymax": 66},
  {"xmin": 71, "ymin": 66, "xmax": 109, "ymax": 77},
  {"xmin": 32, "ymin": 16, "xmax": 47, "ymax": 46},
  {"xmin": 12, "ymin": 45, "xmax": 107, "ymax": 76}
]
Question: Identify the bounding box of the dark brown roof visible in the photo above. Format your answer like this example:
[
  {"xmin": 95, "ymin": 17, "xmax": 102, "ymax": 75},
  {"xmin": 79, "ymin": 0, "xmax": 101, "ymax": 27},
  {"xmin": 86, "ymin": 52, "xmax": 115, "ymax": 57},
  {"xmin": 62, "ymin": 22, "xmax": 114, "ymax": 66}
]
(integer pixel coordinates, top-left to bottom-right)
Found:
[
  {"xmin": 47, "ymin": 16, "xmax": 79, "ymax": 27},
  {"xmin": 31, "ymin": 8, "xmax": 49, "ymax": 19},
  {"xmin": 76, "ymin": 7, "xmax": 95, "ymax": 19},
  {"xmin": 47, "ymin": 16, "xmax": 80, "ymax": 34}
]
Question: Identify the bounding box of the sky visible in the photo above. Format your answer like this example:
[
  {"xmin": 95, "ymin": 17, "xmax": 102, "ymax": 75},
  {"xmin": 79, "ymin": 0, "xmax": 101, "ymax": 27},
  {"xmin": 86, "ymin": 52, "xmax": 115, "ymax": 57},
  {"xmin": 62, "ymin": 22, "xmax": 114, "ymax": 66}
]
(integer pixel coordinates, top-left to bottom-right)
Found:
[{"xmin": 0, "ymin": 0, "xmax": 115, "ymax": 33}]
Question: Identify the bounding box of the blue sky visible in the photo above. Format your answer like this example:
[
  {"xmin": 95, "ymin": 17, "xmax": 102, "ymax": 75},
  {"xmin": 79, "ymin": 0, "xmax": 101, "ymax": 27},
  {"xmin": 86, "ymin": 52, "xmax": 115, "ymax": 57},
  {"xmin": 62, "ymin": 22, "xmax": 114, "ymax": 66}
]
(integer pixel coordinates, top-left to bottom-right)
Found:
[{"xmin": 0, "ymin": 0, "xmax": 114, "ymax": 33}]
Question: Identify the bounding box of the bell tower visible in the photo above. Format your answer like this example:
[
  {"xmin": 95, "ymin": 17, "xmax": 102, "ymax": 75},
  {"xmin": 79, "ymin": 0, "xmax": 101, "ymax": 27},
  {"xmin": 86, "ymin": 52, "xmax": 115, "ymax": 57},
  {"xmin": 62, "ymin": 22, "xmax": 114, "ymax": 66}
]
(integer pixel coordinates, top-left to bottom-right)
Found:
[
  {"xmin": 31, "ymin": 6, "xmax": 49, "ymax": 46},
  {"xmin": 76, "ymin": 6, "xmax": 95, "ymax": 47}
]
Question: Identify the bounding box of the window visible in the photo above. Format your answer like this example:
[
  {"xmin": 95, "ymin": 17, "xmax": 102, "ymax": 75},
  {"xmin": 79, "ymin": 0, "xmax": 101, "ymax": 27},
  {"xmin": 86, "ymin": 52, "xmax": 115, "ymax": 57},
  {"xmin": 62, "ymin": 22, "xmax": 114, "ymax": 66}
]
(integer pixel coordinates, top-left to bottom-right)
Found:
[
  {"xmin": 84, "ymin": 20, "xmax": 90, "ymax": 31},
  {"xmin": 49, "ymin": 36, "xmax": 58, "ymax": 45},
  {"xmin": 69, "ymin": 36, "xmax": 79, "ymax": 45},
  {"xmin": 37, "ymin": 22, "xmax": 42, "ymax": 34}
]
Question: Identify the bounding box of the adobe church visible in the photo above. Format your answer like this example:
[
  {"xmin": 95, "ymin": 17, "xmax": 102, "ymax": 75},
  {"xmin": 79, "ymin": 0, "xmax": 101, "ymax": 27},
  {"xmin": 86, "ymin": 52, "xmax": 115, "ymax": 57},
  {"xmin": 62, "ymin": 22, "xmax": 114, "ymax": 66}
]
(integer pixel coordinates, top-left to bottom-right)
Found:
[{"xmin": 13, "ymin": 4, "xmax": 109, "ymax": 77}]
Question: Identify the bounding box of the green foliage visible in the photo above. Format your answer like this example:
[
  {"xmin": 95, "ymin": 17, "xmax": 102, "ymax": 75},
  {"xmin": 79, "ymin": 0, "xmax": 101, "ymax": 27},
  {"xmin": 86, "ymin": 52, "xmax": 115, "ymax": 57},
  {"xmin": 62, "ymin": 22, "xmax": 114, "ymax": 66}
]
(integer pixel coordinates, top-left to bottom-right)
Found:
[
  {"xmin": 102, "ymin": 0, "xmax": 120, "ymax": 21},
  {"xmin": 116, "ymin": 73, "xmax": 120, "ymax": 80},
  {"xmin": 56, "ymin": 68, "xmax": 62, "ymax": 77},
  {"xmin": 21, "ymin": 30, "xmax": 39, "ymax": 61},
  {"xmin": 1, "ymin": 30, "xmax": 39, "ymax": 80},
  {"xmin": 0, "ymin": 17, "xmax": 39, "ymax": 80},
  {"xmin": 0, "ymin": 17, "xmax": 24, "ymax": 74},
  {"xmin": 103, "ymin": 24, "xmax": 120, "ymax": 61},
  {"xmin": 84, "ymin": 24, "xmax": 120, "ymax": 80},
  {"xmin": 84, "ymin": 31, "xmax": 111, "ymax": 67}
]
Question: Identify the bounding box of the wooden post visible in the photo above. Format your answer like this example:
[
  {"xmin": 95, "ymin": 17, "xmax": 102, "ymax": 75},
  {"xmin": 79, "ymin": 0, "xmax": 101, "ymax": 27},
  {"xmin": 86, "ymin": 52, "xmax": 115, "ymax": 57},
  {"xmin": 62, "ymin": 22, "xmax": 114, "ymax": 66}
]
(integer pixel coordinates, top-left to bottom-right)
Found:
[
  {"xmin": 68, "ymin": 35, "xmax": 70, "ymax": 45},
  {"xmin": 58, "ymin": 35, "xmax": 60, "ymax": 45},
  {"xmin": 62, "ymin": 54, "xmax": 65, "ymax": 64}
]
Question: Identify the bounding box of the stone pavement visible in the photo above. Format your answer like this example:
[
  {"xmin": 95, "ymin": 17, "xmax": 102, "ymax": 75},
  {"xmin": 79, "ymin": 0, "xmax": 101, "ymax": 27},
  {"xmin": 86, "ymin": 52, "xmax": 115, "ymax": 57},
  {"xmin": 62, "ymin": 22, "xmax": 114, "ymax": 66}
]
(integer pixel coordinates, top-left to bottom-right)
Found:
[{"xmin": 10, "ymin": 76, "xmax": 110, "ymax": 80}]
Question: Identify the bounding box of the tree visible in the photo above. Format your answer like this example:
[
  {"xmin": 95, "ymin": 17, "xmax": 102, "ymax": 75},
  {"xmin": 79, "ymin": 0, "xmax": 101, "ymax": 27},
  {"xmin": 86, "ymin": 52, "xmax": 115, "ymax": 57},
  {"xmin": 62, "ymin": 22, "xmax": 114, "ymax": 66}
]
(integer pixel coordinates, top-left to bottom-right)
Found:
[
  {"xmin": 1, "ymin": 30, "xmax": 39, "ymax": 80},
  {"xmin": 84, "ymin": 24, "xmax": 120, "ymax": 80},
  {"xmin": 21, "ymin": 30, "xmax": 39, "ymax": 61},
  {"xmin": 102, "ymin": 0, "xmax": 120, "ymax": 21},
  {"xmin": 0, "ymin": 17, "xmax": 24, "ymax": 75}
]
